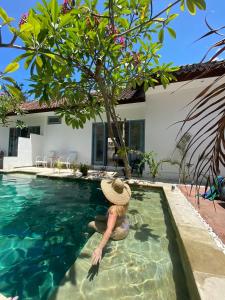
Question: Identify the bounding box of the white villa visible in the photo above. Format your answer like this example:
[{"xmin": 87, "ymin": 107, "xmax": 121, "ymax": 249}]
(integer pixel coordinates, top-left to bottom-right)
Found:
[{"xmin": 0, "ymin": 61, "xmax": 224, "ymax": 180}]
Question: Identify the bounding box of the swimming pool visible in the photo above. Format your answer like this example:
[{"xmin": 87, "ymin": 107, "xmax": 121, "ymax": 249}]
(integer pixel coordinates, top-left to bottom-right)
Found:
[
  {"xmin": 51, "ymin": 185, "xmax": 190, "ymax": 300},
  {"xmin": 0, "ymin": 174, "xmax": 189, "ymax": 300},
  {"xmin": 0, "ymin": 174, "xmax": 108, "ymax": 300}
]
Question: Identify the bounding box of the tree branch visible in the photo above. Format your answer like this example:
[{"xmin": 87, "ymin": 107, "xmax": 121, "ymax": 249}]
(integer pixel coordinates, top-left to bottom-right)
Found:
[{"xmin": 116, "ymin": 0, "xmax": 181, "ymax": 38}]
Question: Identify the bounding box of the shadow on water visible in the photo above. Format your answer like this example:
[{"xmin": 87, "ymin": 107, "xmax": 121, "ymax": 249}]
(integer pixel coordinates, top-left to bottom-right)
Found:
[
  {"xmin": 0, "ymin": 176, "xmax": 108, "ymax": 300},
  {"xmin": 130, "ymin": 223, "xmax": 160, "ymax": 242},
  {"xmin": 128, "ymin": 208, "xmax": 139, "ymax": 215},
  {"xmin": 132, "ymin": 191, "xmax": 145, "ymax": 201},
  {"xmin": 159, "ymin": 190, "xmax": 190, "ymax": 300}
]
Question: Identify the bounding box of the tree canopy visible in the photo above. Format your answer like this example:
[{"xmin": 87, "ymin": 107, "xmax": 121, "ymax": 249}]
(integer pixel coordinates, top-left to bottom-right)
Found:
[
  {"xmin": 0, "ymin": 0, "xmax": 206, "ymax": 126},
  {"xmin": 0, "ymin": 0, "xmax": 206, "ymax": 176}
]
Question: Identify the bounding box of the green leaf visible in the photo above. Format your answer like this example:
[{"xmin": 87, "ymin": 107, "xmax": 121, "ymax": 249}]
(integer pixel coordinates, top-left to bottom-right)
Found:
[
  {"xmin": 167, "ymin": 27, "xmax": 176, "ymax": 38},
  {"xmin": 0, "ymin": 7, "xmax": 9, "ymax": 22},
  {"xmin": 194, "ymin": 0, "xmax": 206, "ymax": 10},
  {"xmin": 59, "ymin": 13, "xmax": 72, "ymax": 28},
  {"xmin": 25, "ymin": 55, "xmax": 34, "ymax": 70},
  {"xmin": 167, "ymin": 13, "xmax": 179, "ymax": 22},
  {"xmin": 166, "ymin": 3, "xmax": 172, "ymax": 15},
  {"xmin": 186, "ymin": 0, "xmax": 196, "ymax": 15},
  {"xmin": 6, "ymin": 85, "xmax": 23, "ymax": 98},
  {"xmin": 2, "ymin": 76, "xmax": 16, "ymax": 84},
  {"xmin": 158, "ymin": 29, "xmax": 164, "ymax": 43},
  {"xmin": 44, "ymin": 53, "xmax": 66, "ymax": 64},
  {"xmin": 28, "ymin": 14, "xmax": 41, "ymax": 37},
  {"xmin": 51, "ymin": 0, "xmax": 58, "ymax": 24},
  {"xmin": 20, "ymin": 23, "xmax": 33, "ymax": 33},
  {"xmin": 36, "ymin": 56, "xmax": 43, "ymax": 68},
  {"xmin": 13, "ymin": 52, "xmax": 33, "ymax": 63},
  {"xmin": 4, "ymin": 62, "xmax": 19, "ymax": 74},
  {"xmin": 180, "ymin": 0, "xmax": 185, "ymax": 11}
]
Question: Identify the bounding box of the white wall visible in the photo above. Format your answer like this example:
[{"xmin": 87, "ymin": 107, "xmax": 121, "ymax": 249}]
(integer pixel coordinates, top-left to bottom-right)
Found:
[
  {"xmin": 3, "ymin": 157, "xmax": 18, "ymax": 170},
  {"xmin": 3, "ymin": 137, "xmax": 32, "ymax": 169},
  {"xmin": 3, "ymin": 134, "xmax": 43, "ymax": 169},
  {"xmin": 0, "ymin": 126, "xmax": 9, "ymax": 155},
  {"xmin": 43, "ymin": 115, "xmax": 92, "ymax": 164},
  {"xmin": 30, "ymin": 134, "xmax": 44, "ymax": 164},
  {"xmin": 1, "ymin": 76, "xmax": 222, "ymax": 181},
  {"xmin": 144, "ymin": 77, "xmax": 224, "ymax": 180}
]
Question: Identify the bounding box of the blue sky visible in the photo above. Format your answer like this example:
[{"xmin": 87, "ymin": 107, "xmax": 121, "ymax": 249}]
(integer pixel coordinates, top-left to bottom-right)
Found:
[{"xmin": 0, "ymin": 0, "xmax": 224, "ymax": 92}]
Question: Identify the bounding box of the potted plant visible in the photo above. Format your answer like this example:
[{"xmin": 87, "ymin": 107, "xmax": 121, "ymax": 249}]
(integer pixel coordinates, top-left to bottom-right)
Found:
[
  {"xmin": 79, "ymin": 163, "xmax": 89, "ymax": 176},
  {"xmin": 139, "ymin": 151, "xmax": 164, "ymax": 182},
  {"xmin": 71, "ymin": 162, "xmax": 79, "ymax": 176},
  {"xmin": 55, "ymin": 159, "xmax": 63, "ymax": 174}
]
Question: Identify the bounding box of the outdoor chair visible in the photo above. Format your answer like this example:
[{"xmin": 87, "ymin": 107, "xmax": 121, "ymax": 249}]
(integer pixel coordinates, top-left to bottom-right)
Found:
[
  {"xmin": 47, "ymin": 151, "xmax": 59, "ymax": 167},
  {"xmin": 129, "ymin": 151, "xmax": 144, "ymax": 176},
  {"xmin": 58, "ymin": 151, "xmax": 78, "ymax": 169},
  {"xmin": 35, "ymin": 156, "xmax": 48, "ymax": 167}
]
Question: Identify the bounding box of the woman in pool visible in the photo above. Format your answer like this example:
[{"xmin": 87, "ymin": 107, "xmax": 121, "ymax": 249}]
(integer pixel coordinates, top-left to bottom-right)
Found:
[{"xmin": 89, "ymin": 178, "xmax": 131, "ymax": 265}]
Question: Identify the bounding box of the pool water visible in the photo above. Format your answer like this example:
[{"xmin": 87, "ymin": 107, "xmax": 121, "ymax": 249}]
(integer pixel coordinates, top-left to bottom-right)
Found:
[
  {"xmin": 0, "ymin": 174, "xmax": 107, "ymax": 300},
  {"xmin": 61, "ymin": 186, "xmax": 191, "ymax": 300}
]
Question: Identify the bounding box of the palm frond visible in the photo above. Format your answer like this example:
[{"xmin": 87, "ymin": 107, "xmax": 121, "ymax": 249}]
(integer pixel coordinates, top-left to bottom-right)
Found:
[
  {"xmin": 180, "ymin": 21, "xmax": 225, "ymax": 188},
  {"xmin": 181, "ymin": 73, "xmax": 225, "ymax": 187}
]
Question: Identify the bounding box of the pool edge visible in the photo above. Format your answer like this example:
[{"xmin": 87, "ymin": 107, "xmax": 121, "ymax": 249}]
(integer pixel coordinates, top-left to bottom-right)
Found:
[
  {"xmin": 162, "ymin": 184, "xmax": 225, "ymax": 300},
  {"xmin": 2, "ymin": 172, "xmax": 224, "ymax": 299}
]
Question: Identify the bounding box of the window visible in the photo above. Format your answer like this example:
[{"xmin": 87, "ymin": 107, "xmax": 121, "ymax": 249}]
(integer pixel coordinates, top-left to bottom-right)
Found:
[
  {"xmin": 8, "ymin": 126, "xmax": 40, "ymax": 156},
  {"xmin": 47, "ymin": 116, "xmax": 62, "ymax": 125}
]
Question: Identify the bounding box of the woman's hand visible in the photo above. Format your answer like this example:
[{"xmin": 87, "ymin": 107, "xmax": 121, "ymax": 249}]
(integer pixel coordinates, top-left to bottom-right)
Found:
[{"xmin": 92, "ymin": 247, "xmax": 102, "ymax": 265}]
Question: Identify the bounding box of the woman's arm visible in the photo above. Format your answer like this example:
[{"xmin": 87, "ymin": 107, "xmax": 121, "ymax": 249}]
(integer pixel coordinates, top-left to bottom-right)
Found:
[{"xmin": 91, "ymin": 212, "xmax": 117, "ymax": 265}]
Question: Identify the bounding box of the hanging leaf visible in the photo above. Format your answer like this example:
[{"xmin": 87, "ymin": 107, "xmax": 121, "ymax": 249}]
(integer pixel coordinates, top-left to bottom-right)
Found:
[
  {"xmin": 4, "ymin": 62, "xmax": 19, "ymax": 74},
  {"xmin": 186, "ymin": 0, "xmax": 196, "ymax": 15},
  {"xmin": 194, "ymin": 0, "xmax": 206, "ymax": 10},
  {"xmin": 2, "ymin": 76, "xmax": 16, "ymax": 84},
  {"xmin": 167, "ymin": 27, "xmax": 176, "ymax": 38},
  {"xmin": 158, "ymin": 29, "xmax": 164, "ymax": 43},
  {"xmin": 24, "ymin": 55, "xmax": 34, "ymax": 70},
  {"xmin": 167, "ymin": 13, "xmax": 179, "ymax": 22}
]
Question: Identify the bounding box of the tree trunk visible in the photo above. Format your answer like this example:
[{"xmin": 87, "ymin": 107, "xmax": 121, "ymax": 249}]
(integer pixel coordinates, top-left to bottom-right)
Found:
[{"xmin": 97, "ymin": 79, "xmax": 131, "ymax": 179}]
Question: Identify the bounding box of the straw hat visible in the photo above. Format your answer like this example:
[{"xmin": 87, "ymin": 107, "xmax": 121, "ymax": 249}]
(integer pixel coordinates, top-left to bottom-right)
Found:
[{"xmin": 101, "ymin": 178, "xmax": 131, "ymax": 205}]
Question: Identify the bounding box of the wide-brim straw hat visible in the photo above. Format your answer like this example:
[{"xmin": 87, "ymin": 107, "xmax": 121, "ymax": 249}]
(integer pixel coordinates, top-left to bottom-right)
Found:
[{"xmin": 101, "ymin": 178, "xmax": 131, "ymax": 205}]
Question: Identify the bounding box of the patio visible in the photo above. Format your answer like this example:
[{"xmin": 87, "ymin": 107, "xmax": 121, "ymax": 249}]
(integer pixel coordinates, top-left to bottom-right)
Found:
[{"xmin": 179, "ymin": 185, "xmax": 225, "ymax": 246}]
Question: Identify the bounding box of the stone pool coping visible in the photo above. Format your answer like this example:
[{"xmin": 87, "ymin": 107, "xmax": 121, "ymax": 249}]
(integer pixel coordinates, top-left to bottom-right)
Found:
[
  {"xmin": 161, "ymin": 184, "xmax": 225, "ymax": 300},
  {"xmin": 1, "ymin": 169, "xmax": 225, "ymax": 299}
]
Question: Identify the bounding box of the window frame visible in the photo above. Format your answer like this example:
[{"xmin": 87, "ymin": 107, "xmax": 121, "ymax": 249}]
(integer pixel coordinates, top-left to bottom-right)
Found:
[{"xmin": 47, "ymin": 116, "xmax": 62, "ymax": 125}]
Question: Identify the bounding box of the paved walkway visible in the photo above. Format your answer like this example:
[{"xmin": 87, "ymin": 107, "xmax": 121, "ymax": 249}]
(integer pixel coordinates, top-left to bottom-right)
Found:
[
  {"xmin": 0, "ymin": 167, "xmax": 116, "ymax": 180},
  {"xmin": 179, "ymin": 185, "xmax": 225, "ymax": 244}
]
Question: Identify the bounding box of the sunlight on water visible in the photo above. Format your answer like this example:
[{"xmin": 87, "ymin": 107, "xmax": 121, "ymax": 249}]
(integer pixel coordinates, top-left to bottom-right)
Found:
[{"xmin": 0, "ymin": 174, "xmax": 107, "ymax": 300}]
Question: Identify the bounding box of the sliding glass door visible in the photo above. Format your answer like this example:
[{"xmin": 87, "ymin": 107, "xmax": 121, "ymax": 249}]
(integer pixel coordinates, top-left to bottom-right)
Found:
[
  {"xmin": 92, "ymin": 120, "xmax": 145, "ymax": 166},
  {"xmin": 126, "ymin": 120, "xmax": 145, "ymax": 153},
  {"xmin": 92, "ymin": 123, "xmax": 107, "ymax": 165}
]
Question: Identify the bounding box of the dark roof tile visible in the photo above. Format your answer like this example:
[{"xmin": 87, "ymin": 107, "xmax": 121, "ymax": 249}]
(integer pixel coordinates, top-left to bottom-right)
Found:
[{"xmin": 16, "ymin": 60, "xmax": 225, "ymax": 113}]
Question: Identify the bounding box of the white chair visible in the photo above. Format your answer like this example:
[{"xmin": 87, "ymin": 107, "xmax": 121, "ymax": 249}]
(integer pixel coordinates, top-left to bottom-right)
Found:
[
  {"xmin": 59, "ymin": 151, "xmax": 78, "ymax": 169},
  {"xmin": 47, "ymin": 151, "xmax": 59, "ymax": 168},
  {"xmin": 35, "ymin": 156, "xmax": 48, "ymax": 167}
]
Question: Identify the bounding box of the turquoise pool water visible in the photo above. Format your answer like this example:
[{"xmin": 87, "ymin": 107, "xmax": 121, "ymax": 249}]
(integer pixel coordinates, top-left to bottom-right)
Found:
[{"xmin": 0, "ymin": 174, "xmax": 107, "ymax": 300}]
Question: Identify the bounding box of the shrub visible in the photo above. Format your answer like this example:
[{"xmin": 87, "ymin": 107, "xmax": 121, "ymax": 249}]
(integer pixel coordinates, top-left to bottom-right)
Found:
[{"xmin": 79, "ymin": 163, "xmax": 89, "ymax": 176}]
